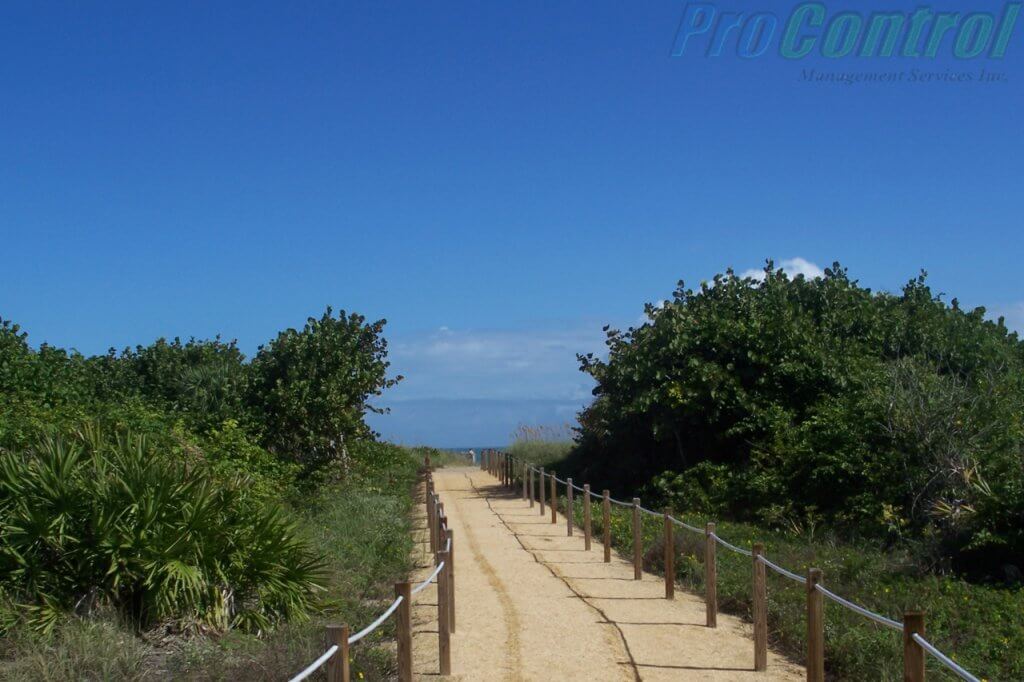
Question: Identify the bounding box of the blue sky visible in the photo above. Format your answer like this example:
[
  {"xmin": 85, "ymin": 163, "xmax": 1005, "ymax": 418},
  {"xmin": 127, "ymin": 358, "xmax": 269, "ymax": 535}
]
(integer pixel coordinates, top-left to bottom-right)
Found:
[{"xmin": 2, "ymin": 1, "xmax": 1022, "ymax": 446}]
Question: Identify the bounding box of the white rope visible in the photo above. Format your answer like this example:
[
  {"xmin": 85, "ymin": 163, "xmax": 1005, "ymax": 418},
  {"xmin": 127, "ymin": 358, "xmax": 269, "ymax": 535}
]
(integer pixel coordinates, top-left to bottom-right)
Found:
[
  {"xmin": 608, "ymin": 495, "xmax": 633, "ymax": 508},
  {"xmin": 288, "ymin": 644, "xmax": 339, "ymax": 682},
  {"xmin": 912, "ymin": 633, "xmax": 981, "ymax": 682},
  {"xmin": 553, "ymin": 475, "xmax": 569, "ymax": 485},
  {"xmin": 711, "ymin": 533, "xmax": 753, "ymax": 557},
  {"xmin": 349, "ymin": 595, "xmax": 405, "ymax": 644},
  {"xmin": 814, "ymin": 584, "xmax": 902, "ymax": 631},
  {"xmin": 668, "ymin": 516, "xmax": 704, "ymax": 534},
  {"xmin": 571, "ymin": 481, "xmax": 587, "ymax": 493},
  {"xmin": 757, "ymin": 555, "xmax": 807, "ymax": 584},
  {"xmin": 638, "ymin": 504, "xmax": 662, "ymax": 517},
  {"xmin": 412, "ymin": 560, "xmax": 446, "ymax": 596}
]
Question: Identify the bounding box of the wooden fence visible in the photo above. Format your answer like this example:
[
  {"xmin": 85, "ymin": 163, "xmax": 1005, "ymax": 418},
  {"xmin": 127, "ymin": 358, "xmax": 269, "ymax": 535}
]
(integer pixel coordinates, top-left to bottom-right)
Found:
[{"xmin": 480, "ymin": 448, "xmax": 979, "ymax": 682}]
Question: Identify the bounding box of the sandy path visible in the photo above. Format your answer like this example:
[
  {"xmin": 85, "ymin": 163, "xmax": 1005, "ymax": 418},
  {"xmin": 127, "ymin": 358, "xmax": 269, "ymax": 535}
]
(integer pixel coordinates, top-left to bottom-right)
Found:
[{"xmin": 409, "ymin": 467, "xmax": 803, "ymax": 681}]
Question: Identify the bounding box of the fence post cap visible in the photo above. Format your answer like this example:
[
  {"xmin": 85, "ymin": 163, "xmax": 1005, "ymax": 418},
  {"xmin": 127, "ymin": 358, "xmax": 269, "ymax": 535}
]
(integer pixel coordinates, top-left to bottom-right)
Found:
[
  {"xmin": 752, "ymin": 542, "xmax": 765, "ymax": 555},
  {"xmin": 706, "ymin": 521, "xmax": 716, "ymax": 534},
  {"xmin": 632, "ymin": 497, "xmax": 640, "ymax": 505}
]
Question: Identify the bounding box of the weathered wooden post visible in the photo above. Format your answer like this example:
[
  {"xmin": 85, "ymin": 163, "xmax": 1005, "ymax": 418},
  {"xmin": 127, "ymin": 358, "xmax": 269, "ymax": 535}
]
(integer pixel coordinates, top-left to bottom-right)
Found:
[
  {"xmin": 550, "ymin": 474, "xmax": 557, "ymax": 524},
  {"xmin": 663, "ymin": 510, "xmax": 674, "ymax": 599},
  {"xmin": 447, "ymin": 528, "xmax": 456, "ymax": 633},
  {"xmin": 326, "ymin": 624, "xmax": 350, "ymax": 682},
  {"xmin": 522, "ymin": 460, "xmax": 527, "ymax": 500},
  {"xmin": 752, "ymin": 543, "xmax": 767, "ymax": 672},
  {"xmin": 427, "ymin": 485, "xmax": 436, "ymax": 553},
  {"xmin": 539, "ymin": 468, "xmax": 546, "ymax": 515},
  {"xmin": 396, "ymin": 582, "xmax": 413, "ymax": 682},
  {"xmin": 566, "ymin": 478, "xmax": 574, "ymax": 536},
  {"xmin": 632, "ymin": 499, "xmax": 642, "ymax": 580},
  {"xmin": 807, "ymin": 568, "xmax": 824, "ymax": 682},
  {"xmin": 602, "ymin": 490, "xmax": 611, "ymax": 563},
  {"xmin": 706, "ymin": 522, "xmax": 717, "ymax": 627},
  {"xmin": 437, "ymin": 547, "xmax": 451, "ymax": 675},
  {"xmin": 903, "ymin": 611, "xmax": 926, "ymax": 682},
  {"xmin": 583, "ymin": 484, "xmax": 592, "ymax": 550},
  {"xmin": 436, "ymin": 502, "xmax": 445, "ymax": 559},
  {"xmin": 529, "ymin": 466, "xmax": 534, "ymax": 507}
]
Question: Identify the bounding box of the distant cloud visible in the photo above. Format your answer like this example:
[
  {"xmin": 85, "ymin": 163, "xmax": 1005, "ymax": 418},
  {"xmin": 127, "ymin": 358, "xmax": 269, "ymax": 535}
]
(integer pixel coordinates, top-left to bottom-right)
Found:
[
  {"xmin": 371, "ymin": 322, "xmax": 608, "ymax": 445},
  {"xmin": 381, "ymin": 323, "xmax": 606, "ymax": 403},
  {"xmin": 741, "ymin": 257, "xmax": 825, "ymax": 281}
]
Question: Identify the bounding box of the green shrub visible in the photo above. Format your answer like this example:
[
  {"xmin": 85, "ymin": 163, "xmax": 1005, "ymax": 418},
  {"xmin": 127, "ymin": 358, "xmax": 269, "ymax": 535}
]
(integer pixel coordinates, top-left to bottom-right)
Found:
[
  {"xmin": 574, "ymin": 264, "xmax": 1024, "ymax": 576},
  {"xmin": 0, "ymin": 426, "xmax": 323, "ymax": 633},
  {"xmin": 248, "ymin": 308, "xmax": 401, "ymax": 476}
]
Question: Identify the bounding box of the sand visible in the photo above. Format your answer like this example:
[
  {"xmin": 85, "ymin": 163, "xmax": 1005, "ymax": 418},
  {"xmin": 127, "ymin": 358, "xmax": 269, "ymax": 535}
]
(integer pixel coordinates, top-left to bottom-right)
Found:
[{"xmin": 408, "ymin": 467, "xmax": 804, "ymax": 681}]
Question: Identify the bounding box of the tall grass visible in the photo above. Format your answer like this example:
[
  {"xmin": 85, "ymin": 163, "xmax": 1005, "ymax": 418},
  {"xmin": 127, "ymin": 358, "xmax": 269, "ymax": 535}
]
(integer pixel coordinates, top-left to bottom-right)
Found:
[{"xmin": 507, "ymin": 424, "xmax": 574, "ymax": 468}]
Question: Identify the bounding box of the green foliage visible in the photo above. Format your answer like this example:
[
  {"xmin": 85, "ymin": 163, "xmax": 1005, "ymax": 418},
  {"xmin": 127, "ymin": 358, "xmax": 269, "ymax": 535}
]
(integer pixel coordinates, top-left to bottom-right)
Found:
[
  {"xmin": 166, "ymin": 442, "xmax": 422, "ymax": 681},
  {"xmin": 573, "ymin": 263, "xmax": 1024, "ymax": 577},
  {"xmin": 249, "ymin": 308, "xmax": 401, "ymax": 475},
  {"xmin": 0, "ymin": 426, "xmax": 323, "ymax": 633}
]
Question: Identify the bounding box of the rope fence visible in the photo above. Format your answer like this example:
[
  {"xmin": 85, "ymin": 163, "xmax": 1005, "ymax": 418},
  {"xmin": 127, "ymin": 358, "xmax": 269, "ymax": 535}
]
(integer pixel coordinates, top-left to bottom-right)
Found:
[
  {"xmin": 488, "ymin": 448, "xmax": 982, "ymax": 682},
  {"xmin": 287, "ymin": 457, "xmax": 456, "ymax": 682}
]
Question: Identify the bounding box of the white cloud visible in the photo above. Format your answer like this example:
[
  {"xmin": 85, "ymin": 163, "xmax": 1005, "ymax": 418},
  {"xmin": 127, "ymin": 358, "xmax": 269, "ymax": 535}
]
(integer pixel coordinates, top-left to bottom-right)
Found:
[
  {"xmin": 741, "ymin": 257, "xmax": 825, "ymax": 282},
  {"xmin": 382, "ymin": 323, "xmax": 606, "ymax": 403}
]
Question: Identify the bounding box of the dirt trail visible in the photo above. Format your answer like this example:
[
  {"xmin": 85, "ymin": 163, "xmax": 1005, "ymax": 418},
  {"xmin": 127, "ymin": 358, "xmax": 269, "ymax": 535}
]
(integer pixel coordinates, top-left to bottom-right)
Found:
[{"xmin": 409, "ymin": 467, "xmax": 804, "ymax": 681}]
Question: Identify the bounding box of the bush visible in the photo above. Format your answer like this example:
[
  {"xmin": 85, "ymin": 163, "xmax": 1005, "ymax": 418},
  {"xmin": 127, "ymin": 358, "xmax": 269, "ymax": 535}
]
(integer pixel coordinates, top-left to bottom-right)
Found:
[
  {"xmin": 0, "ymin": 426, "xmax": 323, "ymax": 633},
  {"xmin": 249, "ymin": 308, "xmax": 401, "ymax": 476},
  {"xmin": 574, "ymin": 264, "xmax": 1024, "ymax": 577}
]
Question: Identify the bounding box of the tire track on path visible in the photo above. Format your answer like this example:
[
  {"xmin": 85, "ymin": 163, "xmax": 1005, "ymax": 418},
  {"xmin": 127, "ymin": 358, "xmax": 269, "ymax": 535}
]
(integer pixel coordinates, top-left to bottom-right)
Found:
[
  {"xmin": 464, "ymin": 472, "xmax": 641, "ymax": 682},
  {"xmin": 443, "ymin": 473, "xmax": 524, "ymax": 680}
]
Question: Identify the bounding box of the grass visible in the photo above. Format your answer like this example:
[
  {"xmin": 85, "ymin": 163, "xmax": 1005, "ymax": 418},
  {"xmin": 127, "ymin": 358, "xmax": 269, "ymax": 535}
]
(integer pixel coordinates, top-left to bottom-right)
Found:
[
  {"xmin": 561, "ymin": 492, "xmax": 1023, "ymax": 681},
  {"xmin": 506, "ymin": 424, "xmax": 575, "ymax": 470},
  {"xmin": 0, "ymin": 616, "xmax": 151, "ymax": 681},
  {"xmin": 0, "ymin": 445, "xmax": 427, "ymax": 682}
]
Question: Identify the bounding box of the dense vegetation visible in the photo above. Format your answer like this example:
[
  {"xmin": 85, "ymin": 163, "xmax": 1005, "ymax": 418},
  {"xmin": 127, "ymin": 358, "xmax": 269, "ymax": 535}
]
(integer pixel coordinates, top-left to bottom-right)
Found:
[
  {"xmin": 571, "ymin": 263, "xmax": 1024, "ymax": 580},
  {"xmin": 0, "ymin": 308, "xmax": 413, "ymax": 678},
  {"xmin": 500, "ymin": 263, "xmax": 1024, "ymax": 678}
]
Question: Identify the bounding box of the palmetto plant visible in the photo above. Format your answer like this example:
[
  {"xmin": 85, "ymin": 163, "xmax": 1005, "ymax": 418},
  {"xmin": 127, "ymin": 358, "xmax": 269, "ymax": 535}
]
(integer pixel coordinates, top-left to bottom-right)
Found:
[{"xmin": 0, "ymin": 425, "xmax": 324, "ymax": 633}]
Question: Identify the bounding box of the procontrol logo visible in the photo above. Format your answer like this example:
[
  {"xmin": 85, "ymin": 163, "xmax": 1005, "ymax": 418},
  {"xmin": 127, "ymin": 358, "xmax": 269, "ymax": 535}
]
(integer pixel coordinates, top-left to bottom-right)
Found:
[{"xmin": 672, "ymin": 2, "xmax": 1021, "ymax": 58}]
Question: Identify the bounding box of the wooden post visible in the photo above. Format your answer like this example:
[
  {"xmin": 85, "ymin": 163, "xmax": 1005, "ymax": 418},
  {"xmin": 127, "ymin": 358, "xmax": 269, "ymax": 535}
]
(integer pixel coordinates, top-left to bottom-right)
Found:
[
  {"xmin": 437, "ymin": 548, "xmax": 451, "ymax": 675},
  {"xmin": 529, "ymin": 466, "xmax": 534, "ymax": 507},
  {"xmin": 396, "ymin": 582, "xmax": 413, "ymax": 682},
  {"xmin": 447, "ymin": 529, "xmax": 456, "ymax": 633},
  {"xmin": 583, "ymin": 484, "xmax": 592, "ymax": 551},
  {"xmin": 539, "ymin": 468, "xmax": 546, "ymax": 515},
  {"xmin": 663, "ymin": 511, "xmax": 674, "ymax": 599},
  {"xmin": 705, "ymin": 522, "xmax": 717, "ymax": 627},
  {"xmin": 326, "ymin": 624, "xmax": 350, "ymax": 682},
  {"xmin": 752, "ymin": 543, "xmax": 767, "ymax": 672},
  {"xmin": 632, "ymin": 498, "xmax": 642, "ymax": 580},
  {"xmin": 427, "ymin": 484, "xmax": 435, "ymax": 553},
  {"xmin": 602, "ymin": 490, "xmax": 611, "ymax": 563},
  {"xmin": 566, "ymin": 478, "xmax": 574, "ymax": 536},
  {"xmin": 903, "ymin": 611, "xmax": 926, "ymax": 682},
  {"xmin": 806, "ymin": 568, "xmax": 824, "ymax": 682},
  {"xmin": 550, "ymin": 474, "xmax": 557, "ymax": 524},
  {"xmin": 437, "ymin": 502, "xmax": 445, "ymax": 558},
  {"xmin": 424, "ymin": 451, "xmax": 431, "ymax": 470},
  {"xmin": 522, "ymin": 461, "xmax": 527, "ymax": 500}
]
